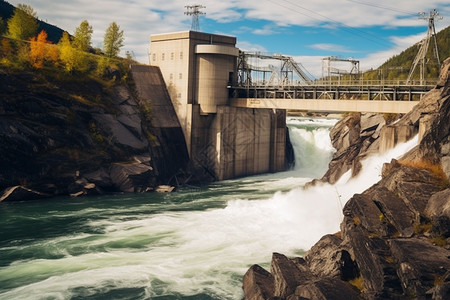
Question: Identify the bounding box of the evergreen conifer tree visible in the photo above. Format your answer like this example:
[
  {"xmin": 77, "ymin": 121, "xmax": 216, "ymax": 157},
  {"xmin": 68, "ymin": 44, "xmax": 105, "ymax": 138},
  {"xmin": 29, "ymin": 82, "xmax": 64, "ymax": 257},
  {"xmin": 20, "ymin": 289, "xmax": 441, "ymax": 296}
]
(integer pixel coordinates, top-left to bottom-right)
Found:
[
  {"xmin": 103, "ymin": 22, "xmax": 124, "ymax": 58},
  {"xmin": 74, "ymin": 20, "xmax": 93, "ymax": 52}
]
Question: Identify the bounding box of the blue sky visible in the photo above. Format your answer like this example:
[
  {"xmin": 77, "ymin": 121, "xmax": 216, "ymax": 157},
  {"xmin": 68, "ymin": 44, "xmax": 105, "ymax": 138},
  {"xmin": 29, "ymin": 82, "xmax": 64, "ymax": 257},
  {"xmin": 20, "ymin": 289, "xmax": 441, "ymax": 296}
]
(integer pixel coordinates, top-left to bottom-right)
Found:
[{"xmin": 7, "ymin": 0, "xmax": 450, "ymax": 77}]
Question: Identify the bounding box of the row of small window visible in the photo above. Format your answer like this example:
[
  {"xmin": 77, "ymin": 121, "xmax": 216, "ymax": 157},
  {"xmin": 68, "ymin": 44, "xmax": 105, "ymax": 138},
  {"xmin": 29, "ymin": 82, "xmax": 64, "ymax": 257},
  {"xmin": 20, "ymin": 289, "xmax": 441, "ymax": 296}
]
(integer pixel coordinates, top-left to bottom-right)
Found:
[
  {"xmin": 152, "ymin": 52, "xmax": 183, "ymax": 61},
  {"xmin": 169, "ymin": 73, "xmax": 183, "ymax": 80}
]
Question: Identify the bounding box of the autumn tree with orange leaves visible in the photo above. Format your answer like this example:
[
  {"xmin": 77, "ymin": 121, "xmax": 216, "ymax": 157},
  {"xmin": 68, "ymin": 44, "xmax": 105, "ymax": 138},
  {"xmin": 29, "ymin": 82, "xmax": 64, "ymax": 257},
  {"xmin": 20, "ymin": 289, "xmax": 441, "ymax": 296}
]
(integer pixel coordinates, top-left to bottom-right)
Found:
[{"xmin": 29, "ymin": 30, "xmax": 58, "ymax": 68}]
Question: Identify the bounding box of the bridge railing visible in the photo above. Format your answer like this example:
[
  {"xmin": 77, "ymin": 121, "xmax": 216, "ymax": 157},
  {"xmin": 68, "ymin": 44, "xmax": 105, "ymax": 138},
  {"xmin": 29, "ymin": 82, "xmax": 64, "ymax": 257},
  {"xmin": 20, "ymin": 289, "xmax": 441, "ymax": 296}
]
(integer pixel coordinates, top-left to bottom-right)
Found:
[
  {"xmin": 231, "ymin": 79, "xmax": 435, "ymax": 101},
  {"xmin": 246, "ymin": 78, "xmax": 438, "ymax": 88},
  {"xmin": 312, "ymin": 78, "xmax": 438, "ymax": 87}
]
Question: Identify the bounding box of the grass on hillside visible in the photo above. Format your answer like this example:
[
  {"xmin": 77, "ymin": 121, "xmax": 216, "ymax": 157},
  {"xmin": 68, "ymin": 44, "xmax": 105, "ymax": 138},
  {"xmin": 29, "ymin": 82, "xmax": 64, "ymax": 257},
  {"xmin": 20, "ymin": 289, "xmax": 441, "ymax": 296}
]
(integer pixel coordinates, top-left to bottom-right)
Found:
[{"xmin": 398, "ymin": 159, "xmax": 449, "ymax": 189}]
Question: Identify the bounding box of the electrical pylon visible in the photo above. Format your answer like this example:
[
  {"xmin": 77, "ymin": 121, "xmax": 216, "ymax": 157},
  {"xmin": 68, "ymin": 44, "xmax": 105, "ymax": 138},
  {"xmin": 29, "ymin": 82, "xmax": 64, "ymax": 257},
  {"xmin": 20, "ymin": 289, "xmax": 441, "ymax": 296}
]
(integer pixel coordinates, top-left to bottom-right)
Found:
[
  {"xmin": 407, "ymin": 9, "xmax": 443, "ymax": 84},
  {"xmin": 184, "ymin": 5, "xmax": 206, "ymax": 32}
]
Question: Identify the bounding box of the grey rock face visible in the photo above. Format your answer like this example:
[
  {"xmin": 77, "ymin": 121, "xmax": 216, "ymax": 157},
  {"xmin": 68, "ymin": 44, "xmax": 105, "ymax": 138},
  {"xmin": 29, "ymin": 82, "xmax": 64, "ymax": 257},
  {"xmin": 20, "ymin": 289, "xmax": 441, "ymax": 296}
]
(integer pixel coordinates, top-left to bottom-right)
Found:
[
  {"xmin": 243, "ymin": 265, "xmax": 275, "ymax": 300},
  {"xmin": 0, "ymin": 66, "xmax": 189, "ymax": 200}
]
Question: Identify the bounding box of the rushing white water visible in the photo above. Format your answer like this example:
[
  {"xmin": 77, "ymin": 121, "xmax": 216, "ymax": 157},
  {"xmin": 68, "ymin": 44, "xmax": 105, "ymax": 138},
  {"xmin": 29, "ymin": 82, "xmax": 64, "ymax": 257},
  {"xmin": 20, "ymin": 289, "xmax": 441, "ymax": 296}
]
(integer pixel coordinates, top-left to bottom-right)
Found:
[{"xmin": 0, "ymin": 117, "xmax": 418, "ymax": 300}]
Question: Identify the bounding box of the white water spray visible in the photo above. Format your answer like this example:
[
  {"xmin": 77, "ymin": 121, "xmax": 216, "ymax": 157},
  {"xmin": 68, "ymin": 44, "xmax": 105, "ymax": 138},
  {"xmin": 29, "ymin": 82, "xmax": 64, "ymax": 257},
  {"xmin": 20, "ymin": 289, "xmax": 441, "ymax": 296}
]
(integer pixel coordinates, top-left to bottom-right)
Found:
[{"xmin": 0, "ymin": 118, "xmax": 419, "ymax": 300}]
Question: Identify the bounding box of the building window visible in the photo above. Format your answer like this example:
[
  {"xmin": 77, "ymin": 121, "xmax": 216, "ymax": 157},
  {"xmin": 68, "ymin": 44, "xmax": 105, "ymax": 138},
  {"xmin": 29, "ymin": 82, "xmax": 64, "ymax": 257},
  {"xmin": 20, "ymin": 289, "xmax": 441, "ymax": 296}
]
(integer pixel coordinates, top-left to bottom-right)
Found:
[
  {"xmin": 169, "ymin": 73, "xmax": 173, "ymax": 81},
  {"xmin": 152, "ymin": 53, "xmax": 156, "ymax": 61},
  {"xmin": 179, "ymin": 73, "xmax": 182, "ymax": 80},
  {"xmin": 162, "ymin": 53, "xmax": 165, "ymax": 61},
  {"xmin": 171, "ymin": 52, "xmax": 174, "ymax": 60},
  {"xmin": 177, "ymin": 93, "xmax": 181, "ymax": 98},
  {"xmin": 180, "ymin": 52, "xmax": 183, "ymax": 60}
]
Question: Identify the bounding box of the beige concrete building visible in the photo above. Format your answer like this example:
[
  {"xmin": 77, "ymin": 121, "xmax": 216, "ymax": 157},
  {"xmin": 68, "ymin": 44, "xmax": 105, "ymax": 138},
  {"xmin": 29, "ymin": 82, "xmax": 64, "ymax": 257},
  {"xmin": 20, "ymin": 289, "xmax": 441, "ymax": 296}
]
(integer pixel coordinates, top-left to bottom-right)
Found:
[
  {"xmin": 149, "ymin": 31, "xmax": 287, "ymax": 180},
  {"xmin": 150, "ymin": 31, "xmax": 239, "ymax": 151}
]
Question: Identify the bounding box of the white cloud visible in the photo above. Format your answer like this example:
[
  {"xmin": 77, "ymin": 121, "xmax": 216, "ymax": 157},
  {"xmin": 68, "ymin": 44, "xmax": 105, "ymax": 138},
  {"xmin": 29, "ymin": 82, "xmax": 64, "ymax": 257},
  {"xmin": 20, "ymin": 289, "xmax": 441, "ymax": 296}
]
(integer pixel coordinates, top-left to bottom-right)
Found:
[
  {"xmin": 6, "ymin": 0, "xmax": 450, "ymax": 64},
  {"xmin": 236, "ymin": 41, "xmax": 268, "ymax": 53},
  {"xmin": 253, "ymin": 25, "xmax": 279, "ymax": 35},
  {"xmin": 309, "ymin": 43, "xmax": 356, "ymax": 53}
]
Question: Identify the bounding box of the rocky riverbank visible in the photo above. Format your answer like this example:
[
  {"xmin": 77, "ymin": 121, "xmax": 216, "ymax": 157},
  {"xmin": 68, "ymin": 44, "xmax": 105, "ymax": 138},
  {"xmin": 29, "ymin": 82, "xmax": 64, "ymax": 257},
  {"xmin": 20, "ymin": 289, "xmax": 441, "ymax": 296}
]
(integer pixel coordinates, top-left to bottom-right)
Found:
[
  {"xmin": 243, "ymin": 59, "xmax": 450, "ymax": 299},
  {"xmin": 0, "ymin": 66, "xmax": 189, "ymax": 202}
]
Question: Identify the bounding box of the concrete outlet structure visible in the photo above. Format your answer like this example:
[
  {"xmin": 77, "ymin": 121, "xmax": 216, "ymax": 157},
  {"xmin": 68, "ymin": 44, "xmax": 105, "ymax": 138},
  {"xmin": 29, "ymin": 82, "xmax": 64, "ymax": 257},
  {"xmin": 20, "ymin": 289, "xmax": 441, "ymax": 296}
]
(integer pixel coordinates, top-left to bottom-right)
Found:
[{"xmin": 150, "ymin": 31, "xmax": 287, "ymax": 180}]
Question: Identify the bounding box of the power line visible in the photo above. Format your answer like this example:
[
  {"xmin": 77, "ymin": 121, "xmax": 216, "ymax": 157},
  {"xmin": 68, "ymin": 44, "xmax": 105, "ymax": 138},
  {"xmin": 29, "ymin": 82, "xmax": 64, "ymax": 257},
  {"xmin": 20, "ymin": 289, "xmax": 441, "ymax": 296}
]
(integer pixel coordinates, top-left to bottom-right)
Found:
[
  {"xmin": 345, "ymin": 0, "xmax": 418, "ymax": 16},
  {"xmin": 265, "ymin": 0, "xmax": 392, "ymax": 48}
]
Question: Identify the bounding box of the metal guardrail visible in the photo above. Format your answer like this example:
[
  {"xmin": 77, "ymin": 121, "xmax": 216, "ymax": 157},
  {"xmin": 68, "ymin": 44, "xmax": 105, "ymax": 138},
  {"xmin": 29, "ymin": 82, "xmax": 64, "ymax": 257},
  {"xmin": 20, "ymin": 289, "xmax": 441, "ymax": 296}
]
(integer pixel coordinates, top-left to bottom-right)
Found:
[
  {"xmin": 230, "ymin": 80, "xmax": 436, "ymax": 101},
  {"xmin": 310, "ymin": 79, "xmax": 438, "ymax": 87},
  {"xmin": 247, "ymin": 78, "xmax": 438, "ymax": 88}
]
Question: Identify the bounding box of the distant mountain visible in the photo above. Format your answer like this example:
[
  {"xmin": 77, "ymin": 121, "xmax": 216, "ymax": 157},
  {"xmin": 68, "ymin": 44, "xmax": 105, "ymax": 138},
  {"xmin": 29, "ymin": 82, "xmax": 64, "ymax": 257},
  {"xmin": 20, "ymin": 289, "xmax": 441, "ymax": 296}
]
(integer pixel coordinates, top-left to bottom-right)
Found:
[
  {"xmin": 366, "ymin": 26, "xmax": 450, "ymax": 80},
  {"xmin": 0, "ymin": 0, "xmax": 66, "ymax": 43}
]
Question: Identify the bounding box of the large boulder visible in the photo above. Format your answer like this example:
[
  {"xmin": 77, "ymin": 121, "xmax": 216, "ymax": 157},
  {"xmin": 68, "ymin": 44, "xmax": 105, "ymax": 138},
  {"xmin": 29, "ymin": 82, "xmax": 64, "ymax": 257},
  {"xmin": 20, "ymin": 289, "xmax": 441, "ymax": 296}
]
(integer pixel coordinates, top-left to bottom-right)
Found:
[
  {"xmin": 305, "ymin": 234, "xmax": 358, "ymax": 280},
  {"xmin": 425, "ymin": 189, "xmax": 450, "ymax": 238},
  {"xmin": 271, "ymin": 253, "xmax": 312, "ymax": 298},
  {"xmin": 243, "ymin": 265, "xmax": 275, "ymax": 300},
  {"xmin": 295, "ymin": 277, "xmax": 360, "ymax": 300},
  {"xmin": 389, "ymin": 238, "xmax": 450, "ymax": 298}
]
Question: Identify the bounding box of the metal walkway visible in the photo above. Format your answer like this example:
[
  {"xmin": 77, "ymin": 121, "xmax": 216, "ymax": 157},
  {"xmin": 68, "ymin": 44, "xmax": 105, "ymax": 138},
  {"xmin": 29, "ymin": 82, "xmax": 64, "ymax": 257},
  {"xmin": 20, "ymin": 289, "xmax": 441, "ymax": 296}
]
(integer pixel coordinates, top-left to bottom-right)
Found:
[
  {"xmin": 231, "ymin": 81, "xmax": 435, "ymax": 101},
  {"xmin": 230, "ymin": 51, "xmax": 437, "ymax": 113},
  {"xmin": 228, "ymin": 83, "xmax": 434, "ymax": 113}
]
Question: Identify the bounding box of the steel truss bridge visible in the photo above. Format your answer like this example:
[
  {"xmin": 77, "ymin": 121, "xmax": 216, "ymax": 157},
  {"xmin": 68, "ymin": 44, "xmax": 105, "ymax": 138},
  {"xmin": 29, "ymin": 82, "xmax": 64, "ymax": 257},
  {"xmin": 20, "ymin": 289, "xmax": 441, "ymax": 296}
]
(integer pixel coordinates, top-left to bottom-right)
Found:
[
  {"xmin": 231, "ymin": 80, "xmax": 435, "ymax": 101},
  {"xmin": 231, "ymin": 52, "xmax": 437, "ymax": 113}
]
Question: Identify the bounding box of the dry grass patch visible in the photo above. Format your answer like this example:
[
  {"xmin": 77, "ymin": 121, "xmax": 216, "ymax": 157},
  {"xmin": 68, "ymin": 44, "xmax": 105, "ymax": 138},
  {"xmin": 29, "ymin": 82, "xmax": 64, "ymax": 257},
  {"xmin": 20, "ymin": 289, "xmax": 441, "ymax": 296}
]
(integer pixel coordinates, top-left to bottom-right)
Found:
[
  {"xmin": 349, "ymin": 276, "xmax": 364, "ymax": 291},
  {"xmin": 398, "ymin": 159, "xmax": 449, "ymax": 189}
]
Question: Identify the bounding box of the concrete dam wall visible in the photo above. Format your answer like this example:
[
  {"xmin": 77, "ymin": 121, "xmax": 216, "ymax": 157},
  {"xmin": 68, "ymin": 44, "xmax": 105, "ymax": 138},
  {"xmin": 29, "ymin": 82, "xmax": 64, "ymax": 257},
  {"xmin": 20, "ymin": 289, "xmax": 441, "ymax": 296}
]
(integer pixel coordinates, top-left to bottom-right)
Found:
[
  {"xmin": 190, "ymin": 105, "xmax": 287, "ymax": 181},
  {"xmin": 130, "ymin": 65, "xmax": 190, "ymax": 181},
  {"xmin": 131, "ymin": 64, "xmax": 288, "ymax": 182}
]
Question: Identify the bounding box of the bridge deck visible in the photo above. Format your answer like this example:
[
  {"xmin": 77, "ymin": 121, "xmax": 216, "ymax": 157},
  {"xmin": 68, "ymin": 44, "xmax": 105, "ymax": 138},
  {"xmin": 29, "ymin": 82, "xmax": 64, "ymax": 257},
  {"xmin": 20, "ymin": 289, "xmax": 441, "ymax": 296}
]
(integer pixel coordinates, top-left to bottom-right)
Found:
[
  {"xmin": 230, "ymin": 83, "xmax": 434, "ymax": 101},
  {"xmin": 228, "ymin": 83, "xmax": 433, "ymax": 113},
  {"xmin": 230, "ymin": 98, "xmax": 418, "ymax": 114}
]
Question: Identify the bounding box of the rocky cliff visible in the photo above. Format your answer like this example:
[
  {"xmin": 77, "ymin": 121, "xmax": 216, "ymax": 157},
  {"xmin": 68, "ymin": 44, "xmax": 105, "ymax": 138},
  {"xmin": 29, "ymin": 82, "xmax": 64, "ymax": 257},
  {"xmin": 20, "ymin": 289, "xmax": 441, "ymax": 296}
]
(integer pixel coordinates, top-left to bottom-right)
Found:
[
  {"xmin": 0, "ymin": 65, "xmax": 189, "ymax": 201},
  {"xmin": 321, "ymin": 60, "xmax": 450, "ymax": 185},
  {"xmin": 243, "ymin": 59, "xmax": 450, "ymax": 299}
]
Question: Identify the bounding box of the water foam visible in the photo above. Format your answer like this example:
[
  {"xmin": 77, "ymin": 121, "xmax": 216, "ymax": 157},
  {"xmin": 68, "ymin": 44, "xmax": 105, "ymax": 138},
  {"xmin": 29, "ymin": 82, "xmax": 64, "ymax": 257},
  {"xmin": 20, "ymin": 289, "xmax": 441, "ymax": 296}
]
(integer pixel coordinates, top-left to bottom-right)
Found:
[{"xmin": 0, "ymin": 119, "xmax": 419, "ymax": 300}]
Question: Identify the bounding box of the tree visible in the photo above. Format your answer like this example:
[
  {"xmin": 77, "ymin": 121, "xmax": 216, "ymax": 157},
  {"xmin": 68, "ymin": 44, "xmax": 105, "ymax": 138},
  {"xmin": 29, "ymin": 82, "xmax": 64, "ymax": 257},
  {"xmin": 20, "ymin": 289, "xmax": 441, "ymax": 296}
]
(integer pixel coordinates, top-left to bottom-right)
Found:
[
  {"xmin": 0, "ymin": 38, "xmax": 13, "ymax": 58},
  {"xmin": 29, "ymin": 30, "xmax": 58, "ymax": 68},
  {"xmin": 73, "ymin": 20, "xmax": 93, "ymax": 52},
  {"xmin": 95, "ymin": 56, "xmax": 109, "ymax": 77},
  {"xmin": 0, "ymin": 17, "xmax": 6, "ymax": 36},
  {"xmin": 7, "ymin": 4, "xmax": 39, "ymax": 40},
  {"xmin": 58, "ymin": 32, "xmax": 76, "ymax": 72},
  {"xmin": 103, "ymin": 22, "xmax": 124, "ymax": 58},
  {"xmin": 58, "ymin": 31, "xmax": 88, "ymax": 73}
]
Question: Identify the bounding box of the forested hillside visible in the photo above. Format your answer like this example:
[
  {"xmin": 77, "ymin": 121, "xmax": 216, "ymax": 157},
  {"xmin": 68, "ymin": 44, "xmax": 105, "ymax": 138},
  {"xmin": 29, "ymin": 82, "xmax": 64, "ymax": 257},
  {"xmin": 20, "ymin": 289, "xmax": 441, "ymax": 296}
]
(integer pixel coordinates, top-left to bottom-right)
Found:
[
  {"xmin": 364, "ymin": 26, "xmax": 450, "ymax": 81},
  {"xmin": 0, "ymin": 0, "xmax": 65, "ymax": 43}
]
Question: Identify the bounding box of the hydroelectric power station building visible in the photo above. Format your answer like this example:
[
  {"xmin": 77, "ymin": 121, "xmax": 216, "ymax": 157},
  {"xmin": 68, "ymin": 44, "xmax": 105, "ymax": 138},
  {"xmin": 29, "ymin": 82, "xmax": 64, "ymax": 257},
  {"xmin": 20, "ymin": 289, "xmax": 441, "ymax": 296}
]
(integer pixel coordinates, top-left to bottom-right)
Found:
[{"xmin": 149, "ymin": 31, "xmax": 288, "ymax": 180}]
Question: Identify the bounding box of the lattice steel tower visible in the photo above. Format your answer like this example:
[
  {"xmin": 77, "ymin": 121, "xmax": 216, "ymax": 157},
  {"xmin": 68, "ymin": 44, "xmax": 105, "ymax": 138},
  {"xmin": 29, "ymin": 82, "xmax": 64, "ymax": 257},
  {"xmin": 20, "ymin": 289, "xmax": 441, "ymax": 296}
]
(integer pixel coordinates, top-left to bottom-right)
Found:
[
  {"xmin": 407, "ymin": 9, "xmax": 443, "ymax": 84},
  {"xmin": 185, "ymin": 5, "xmax": 206, "ymax": 32}
]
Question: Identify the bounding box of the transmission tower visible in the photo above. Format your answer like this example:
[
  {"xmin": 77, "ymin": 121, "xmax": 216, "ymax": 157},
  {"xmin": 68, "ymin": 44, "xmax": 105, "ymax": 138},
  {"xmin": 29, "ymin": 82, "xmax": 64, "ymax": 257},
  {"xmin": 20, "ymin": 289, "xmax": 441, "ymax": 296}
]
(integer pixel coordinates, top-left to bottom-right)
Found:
[
  {"xmin": 185, "ymin": 5, "xmax": 206, "ymax": 32},
  {"xmin": 407, "ymin": 9, "xmax": 443, "ymax": 84}
]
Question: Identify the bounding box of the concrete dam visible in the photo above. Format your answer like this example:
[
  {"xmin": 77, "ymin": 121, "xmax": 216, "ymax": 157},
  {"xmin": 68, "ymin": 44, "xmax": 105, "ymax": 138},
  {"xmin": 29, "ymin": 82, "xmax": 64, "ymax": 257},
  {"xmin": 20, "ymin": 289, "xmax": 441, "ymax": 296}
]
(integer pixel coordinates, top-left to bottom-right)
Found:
[
  {"xmin": 139, "ymin": 31, "xmax": 288, "ymax": 181},
  {"xmin": 141, "ymin": 30, "xmax": 426, "ymax": 181}
]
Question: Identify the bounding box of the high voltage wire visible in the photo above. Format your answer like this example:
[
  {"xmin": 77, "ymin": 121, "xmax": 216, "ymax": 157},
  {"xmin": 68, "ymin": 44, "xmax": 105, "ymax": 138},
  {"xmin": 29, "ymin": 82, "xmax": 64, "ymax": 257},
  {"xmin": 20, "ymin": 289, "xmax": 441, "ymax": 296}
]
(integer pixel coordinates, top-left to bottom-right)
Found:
[
  {"xmin": 280, "ymin": 0, "xmax": 392, "ymax": 46},
  {"xmin": 264, "ymin": 0, "xmax": 405, "ymax": 49},
  {"xmin": 345, "ymin": 0, "xmax": 418, "ymax": 16},
  {"xmin": 267, "ymin": 0, "xmax": 392, "ymax": 48}
]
